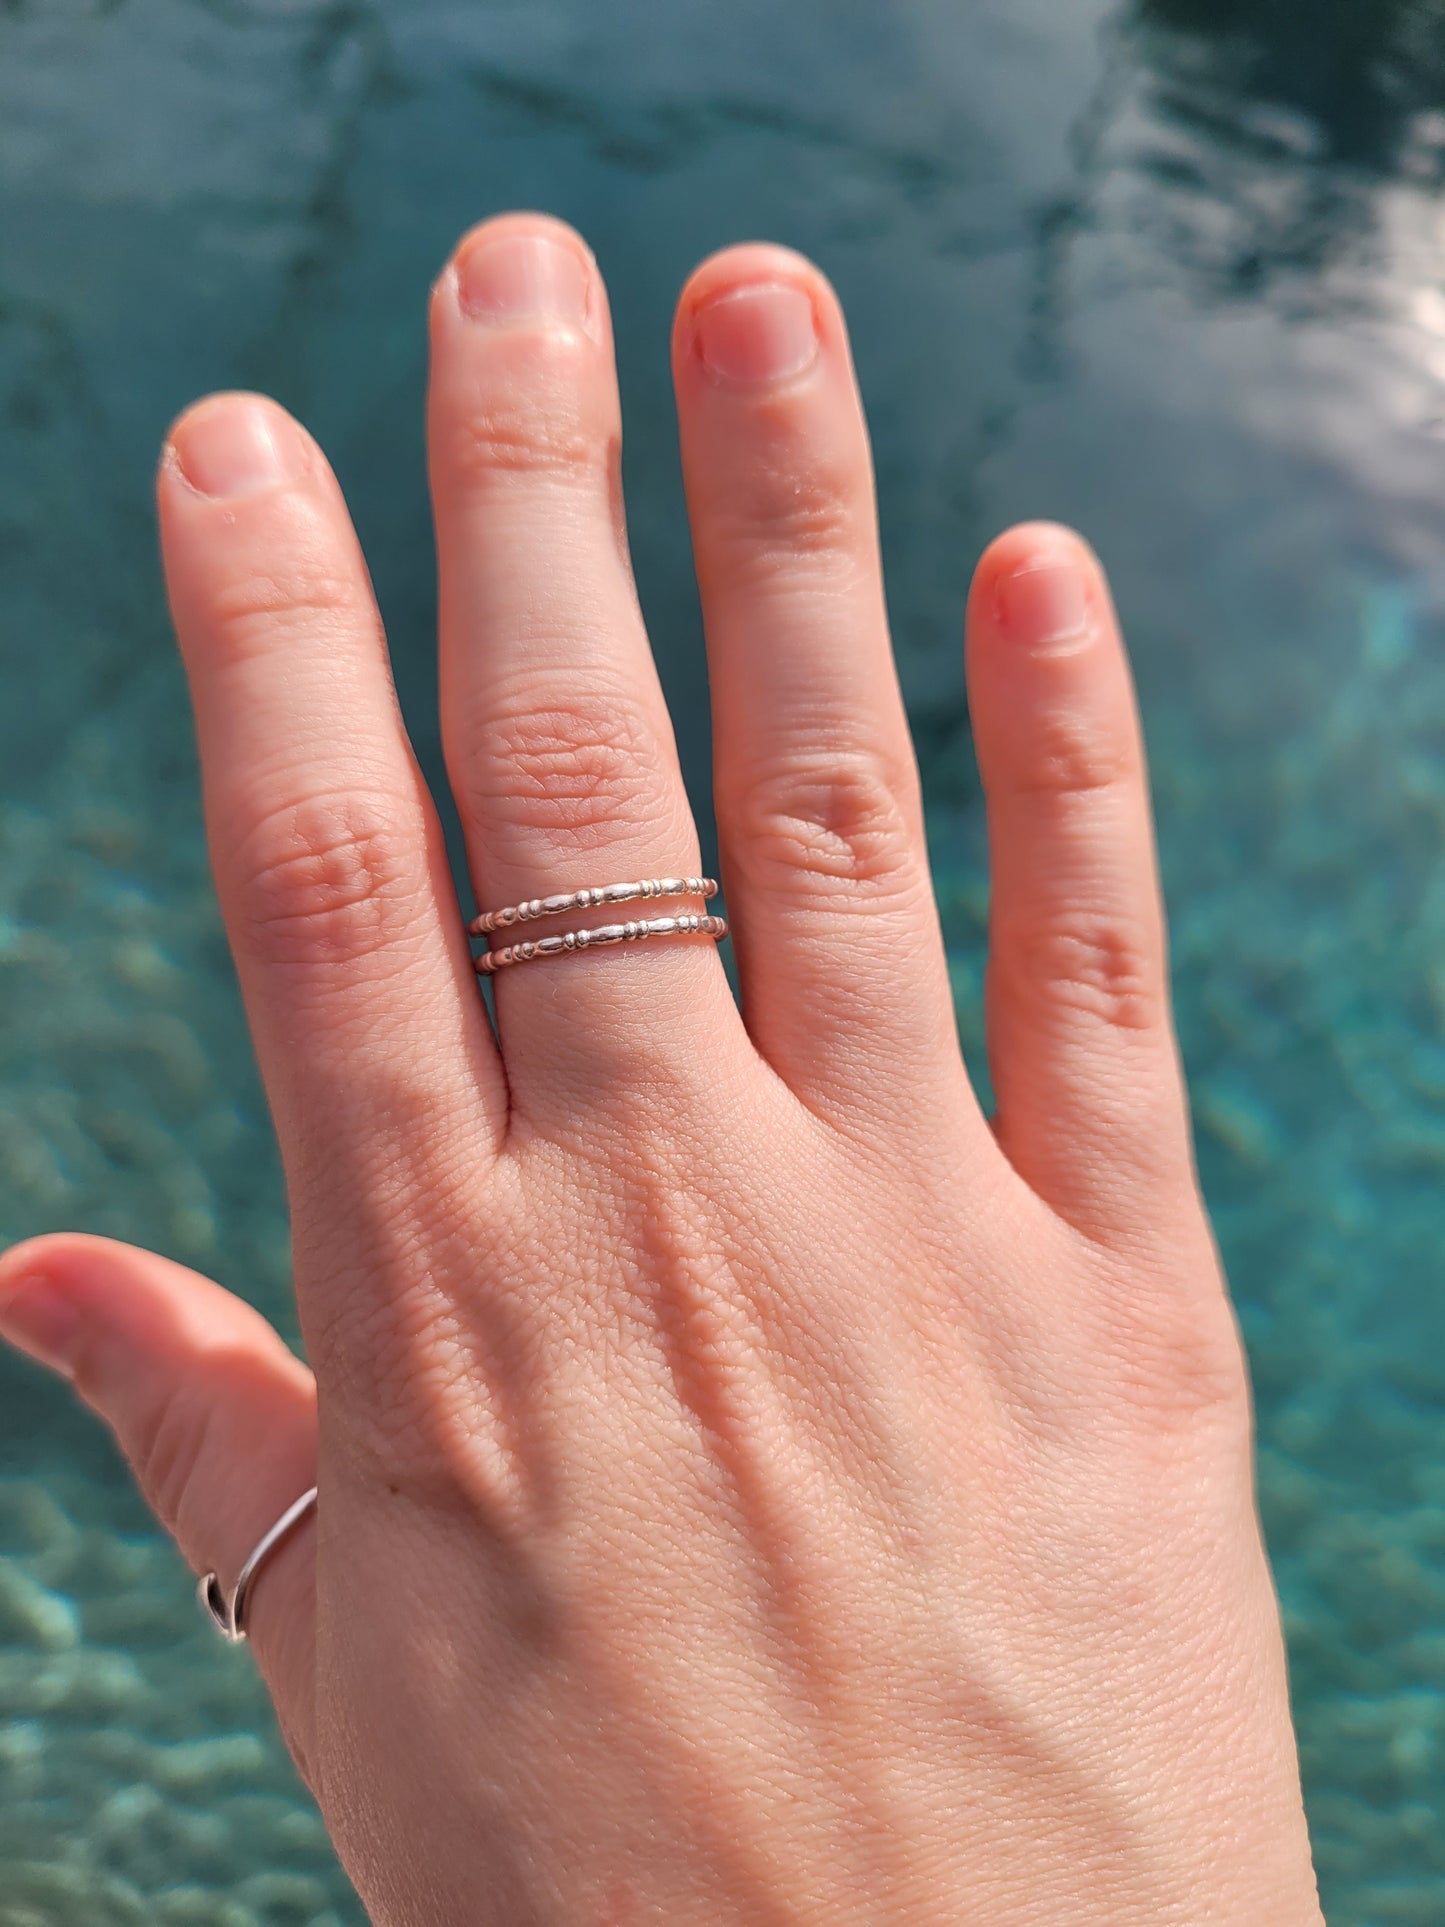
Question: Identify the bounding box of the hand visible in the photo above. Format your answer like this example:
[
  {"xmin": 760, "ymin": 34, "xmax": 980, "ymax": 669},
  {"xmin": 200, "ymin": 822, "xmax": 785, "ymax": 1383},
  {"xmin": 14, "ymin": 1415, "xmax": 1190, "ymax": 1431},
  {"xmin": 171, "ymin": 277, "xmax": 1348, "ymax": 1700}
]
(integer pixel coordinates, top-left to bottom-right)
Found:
[{"xmin": 0, "ymin": 214, "xmax": 1322, "ymax": 1924}]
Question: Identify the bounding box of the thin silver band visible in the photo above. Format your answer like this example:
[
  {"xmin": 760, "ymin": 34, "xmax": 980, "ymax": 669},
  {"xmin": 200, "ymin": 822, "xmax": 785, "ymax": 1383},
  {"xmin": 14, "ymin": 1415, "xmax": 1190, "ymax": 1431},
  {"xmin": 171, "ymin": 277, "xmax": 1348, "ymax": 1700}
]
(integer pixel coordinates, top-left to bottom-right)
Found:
[
  {"xmin": 476, "ymin": 912, "xmax": 728, "ymax": 975},
  {"xmin": 199, "ymin": 1485, "xmax": 318, "ymax": 1645},
  {"xmin": 469, "ymin": 875, "xmax": 716, "ymax": 937}
]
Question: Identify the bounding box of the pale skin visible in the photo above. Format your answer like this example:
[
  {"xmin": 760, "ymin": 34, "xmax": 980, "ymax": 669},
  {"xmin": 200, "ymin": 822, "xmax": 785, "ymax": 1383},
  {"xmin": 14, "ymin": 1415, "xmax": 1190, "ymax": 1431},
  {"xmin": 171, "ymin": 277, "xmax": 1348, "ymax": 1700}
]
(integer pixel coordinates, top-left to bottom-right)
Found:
[{"xmin": 0, "ymin": 215, "xmax": 1323, "ymax": 1923}]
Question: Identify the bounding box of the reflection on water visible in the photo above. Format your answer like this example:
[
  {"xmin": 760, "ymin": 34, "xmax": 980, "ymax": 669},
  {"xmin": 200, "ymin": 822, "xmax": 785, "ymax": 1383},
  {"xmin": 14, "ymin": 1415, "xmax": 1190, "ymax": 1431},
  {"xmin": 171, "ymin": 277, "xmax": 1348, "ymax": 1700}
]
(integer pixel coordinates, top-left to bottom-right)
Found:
[
  {"xmin": 1141, "ymin": 0, "xmax": 1445, "ymax": 173},
  {"xmin": 1131, "ymin": 0, "xmax": 1445, "ymax": 308},
  {"xmin": 1, "ymin": 3, "xmax": 1443, "ymax": 1920}
]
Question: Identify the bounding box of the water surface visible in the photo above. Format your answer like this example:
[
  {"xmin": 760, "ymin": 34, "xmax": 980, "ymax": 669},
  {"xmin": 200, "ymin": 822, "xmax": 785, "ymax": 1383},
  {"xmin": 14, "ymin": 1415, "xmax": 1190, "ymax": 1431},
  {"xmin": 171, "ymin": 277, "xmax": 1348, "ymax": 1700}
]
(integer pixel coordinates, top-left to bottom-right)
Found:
[{"xmin": 2, "ymin": 2, "xmax": 1443, "ymax": 1919}]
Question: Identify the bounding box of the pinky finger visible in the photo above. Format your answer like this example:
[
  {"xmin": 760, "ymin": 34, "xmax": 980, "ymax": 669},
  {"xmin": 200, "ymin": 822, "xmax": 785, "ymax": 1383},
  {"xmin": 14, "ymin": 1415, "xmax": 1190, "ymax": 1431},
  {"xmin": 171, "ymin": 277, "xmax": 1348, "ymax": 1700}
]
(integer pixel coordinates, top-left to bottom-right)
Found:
[
  {"xmin": 966, "ymin": 524, "xmax": 1196, "ymax": 1238},
  {"xmin": 0, "ymin": 1234, "xmax": 319, "ymax": 1783}
]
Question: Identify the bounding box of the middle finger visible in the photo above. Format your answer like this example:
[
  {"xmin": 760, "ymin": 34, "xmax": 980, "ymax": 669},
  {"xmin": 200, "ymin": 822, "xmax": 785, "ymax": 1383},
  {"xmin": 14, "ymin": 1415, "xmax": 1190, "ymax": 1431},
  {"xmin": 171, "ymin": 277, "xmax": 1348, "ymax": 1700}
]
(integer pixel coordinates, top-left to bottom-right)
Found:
[{"xmin": 428, "ymin": 214, "xmax": 741, "ymax": 1112}]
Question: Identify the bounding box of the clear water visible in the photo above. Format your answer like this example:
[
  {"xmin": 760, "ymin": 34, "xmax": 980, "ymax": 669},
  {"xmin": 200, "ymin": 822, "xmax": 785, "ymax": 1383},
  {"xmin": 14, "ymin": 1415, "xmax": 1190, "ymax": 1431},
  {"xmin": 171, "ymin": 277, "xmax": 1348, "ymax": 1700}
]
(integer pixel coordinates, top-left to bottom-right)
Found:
[{"xmin": 2, "ymin": 1, "xmax": 1443, "ymax": 1920}]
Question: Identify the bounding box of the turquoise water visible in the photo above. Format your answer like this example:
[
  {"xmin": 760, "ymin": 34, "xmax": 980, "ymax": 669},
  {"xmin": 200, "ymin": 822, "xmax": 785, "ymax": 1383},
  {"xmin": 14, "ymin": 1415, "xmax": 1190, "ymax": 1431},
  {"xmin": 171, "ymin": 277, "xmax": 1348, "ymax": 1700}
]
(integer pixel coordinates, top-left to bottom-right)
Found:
[{"xmin": 2, "ymin": 1, "xmax": 1443, "ymax": 1919}]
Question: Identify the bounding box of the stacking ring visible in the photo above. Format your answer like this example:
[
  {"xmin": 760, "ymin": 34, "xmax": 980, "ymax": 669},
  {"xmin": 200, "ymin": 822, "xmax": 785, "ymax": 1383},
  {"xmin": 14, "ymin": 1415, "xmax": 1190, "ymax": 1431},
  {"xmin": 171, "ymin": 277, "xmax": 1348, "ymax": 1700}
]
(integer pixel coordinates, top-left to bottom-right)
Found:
[
  {"xmin": 469, "ymin": 875, "xmax": 717, "ymax": 937},
  {"xmin": 470, "ymin": 875, "xmax": 727, "ymax": 974},
  {"xmin": 476, "ymin": 912, "xmax": 727, "ymax": 975}
]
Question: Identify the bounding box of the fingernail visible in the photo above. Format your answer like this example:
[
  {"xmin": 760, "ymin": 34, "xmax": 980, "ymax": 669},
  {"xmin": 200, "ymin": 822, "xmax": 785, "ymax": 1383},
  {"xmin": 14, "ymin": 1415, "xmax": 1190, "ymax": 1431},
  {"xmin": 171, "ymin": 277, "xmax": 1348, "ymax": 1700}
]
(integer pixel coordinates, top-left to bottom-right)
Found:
[
  {"xmin": 455, "ymin": 231, "xmax": 593, "ymax": 330},
  {"xmin": 996, "ymin": 556, "xmax": 1092, "ymax": 652},
  {"xmin": 170, "ymin": 400, "xmax": 306, "ymax": 500},
  {"xmin": 0, "ymin": 1275, "xmax": 79, "ymax": 1379},
  {"xmin": 693, "ymin": 283, "xmax": 819, "ymax": 386}
]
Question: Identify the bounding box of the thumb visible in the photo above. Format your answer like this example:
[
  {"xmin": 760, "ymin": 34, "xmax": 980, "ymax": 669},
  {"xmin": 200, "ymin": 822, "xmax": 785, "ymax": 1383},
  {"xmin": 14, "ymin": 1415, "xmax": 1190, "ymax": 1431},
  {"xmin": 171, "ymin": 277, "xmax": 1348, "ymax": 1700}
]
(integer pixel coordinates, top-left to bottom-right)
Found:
[{"xmin": 0, "ymin": 1233, "xmax": 318, "ymax": 1785}]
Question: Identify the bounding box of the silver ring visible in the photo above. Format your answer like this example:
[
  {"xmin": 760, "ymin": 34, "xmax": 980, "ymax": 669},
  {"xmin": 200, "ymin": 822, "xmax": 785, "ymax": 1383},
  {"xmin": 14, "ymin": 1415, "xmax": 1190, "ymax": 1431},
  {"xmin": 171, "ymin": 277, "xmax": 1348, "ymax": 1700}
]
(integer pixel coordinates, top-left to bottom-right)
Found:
[
  {"xmin": 198, "ymin": 1485, "xmax": 318, "ymax": 1645},
  {"xmin": 476, "ymin": 912, "xmax": 728, "ymax": 975},
  {"xmin": 469, "ymin": 875, "xmax": 717, "ymax": 937}
]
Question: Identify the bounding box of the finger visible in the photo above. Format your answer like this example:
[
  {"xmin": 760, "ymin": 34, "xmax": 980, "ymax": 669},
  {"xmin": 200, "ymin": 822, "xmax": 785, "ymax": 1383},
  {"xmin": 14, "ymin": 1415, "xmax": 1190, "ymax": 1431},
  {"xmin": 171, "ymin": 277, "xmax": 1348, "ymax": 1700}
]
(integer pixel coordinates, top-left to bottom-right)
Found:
[
  {"xmin": 672, "ymin": 245, "xmax": 982, "ymax": 1143},
  {"xmin": 158, "ymin": 393, "xmax": 506, "ymax": 1182},
  {"xmin": 0, "ymin": 1234, "xmax": 319, "ymax": 1784},
  {"xmin": 428, "ymin": 214, "xmax": 742, "ymax": 1111},
  {"xmin": 966, "ymin": 523, "xmax": 1195, "ymax": 1234}
]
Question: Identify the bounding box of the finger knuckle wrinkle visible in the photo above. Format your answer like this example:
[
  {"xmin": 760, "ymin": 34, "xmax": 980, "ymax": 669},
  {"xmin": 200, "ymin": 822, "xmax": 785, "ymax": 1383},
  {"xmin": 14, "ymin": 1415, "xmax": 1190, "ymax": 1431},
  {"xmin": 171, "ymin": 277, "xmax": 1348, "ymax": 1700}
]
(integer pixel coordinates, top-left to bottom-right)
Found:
[
  {"xmin": 1013, "ymin": 709, "xmax": 1135, "ymax": 799},
  {"xmin": 720, "ymin": 458, "xmax": 860, "ymax": 567},
  {"xmin": 471, "ymin": 699, "xmax": 661, "ymax": 843},
  {"xmin": 732, "ymin": 753, "xmax": 915, "ymax": 898},
  {"xmin": 232, "ymin": 792, "xmax": 424, "ymax": 970},
  {"xmin": 443, "ymin": 360, "xmax": 615, "ymax": 489},
  {"xmin": 207, "ymin": 562, "xmax": 363, "ymax": 666},
  {"xmin": 1001, "ymin": 911, "xmax": 1161, "ymax": 1033}
]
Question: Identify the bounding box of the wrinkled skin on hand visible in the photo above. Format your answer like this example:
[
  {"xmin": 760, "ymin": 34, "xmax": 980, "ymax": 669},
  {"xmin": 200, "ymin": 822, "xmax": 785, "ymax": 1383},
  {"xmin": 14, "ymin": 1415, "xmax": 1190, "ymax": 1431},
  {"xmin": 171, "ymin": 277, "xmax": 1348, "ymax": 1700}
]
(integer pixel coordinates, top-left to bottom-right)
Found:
[{"xmin": 0, "ymin": 216, "xmax": 1323, "ymax": 1925}]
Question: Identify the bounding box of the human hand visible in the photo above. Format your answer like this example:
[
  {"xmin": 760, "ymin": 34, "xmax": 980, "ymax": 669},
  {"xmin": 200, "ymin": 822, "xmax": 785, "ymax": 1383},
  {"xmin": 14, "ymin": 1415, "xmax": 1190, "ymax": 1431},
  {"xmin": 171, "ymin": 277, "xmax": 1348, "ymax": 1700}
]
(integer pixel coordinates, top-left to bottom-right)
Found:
[{"xmin": 0, "ymin": 214, "xmax": 1322, "ymax": 1924}]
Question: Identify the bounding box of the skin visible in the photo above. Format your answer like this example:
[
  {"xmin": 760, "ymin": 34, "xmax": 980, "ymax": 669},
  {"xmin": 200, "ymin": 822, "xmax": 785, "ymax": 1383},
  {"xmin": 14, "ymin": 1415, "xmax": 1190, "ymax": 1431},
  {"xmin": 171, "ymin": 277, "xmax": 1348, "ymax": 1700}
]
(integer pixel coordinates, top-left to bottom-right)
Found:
[{"xmin": 0, "ymin": 215, "xmax": 1323, "ymax": 1924}]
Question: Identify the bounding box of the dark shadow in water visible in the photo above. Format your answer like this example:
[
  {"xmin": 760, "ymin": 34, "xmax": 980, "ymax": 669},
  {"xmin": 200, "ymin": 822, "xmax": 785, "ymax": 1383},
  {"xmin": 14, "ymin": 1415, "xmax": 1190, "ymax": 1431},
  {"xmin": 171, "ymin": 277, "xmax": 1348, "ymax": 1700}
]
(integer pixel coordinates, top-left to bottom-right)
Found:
[
  {"xmin": 1139, "ymin": 0, "xmax": 1445, "ymax": 173},
  {"xmin": 1140, "ymin": 0, "xmax": 1445, "ymax": 165},
  {"xmin": 1128, "ymin": 0, "xmax": 1445, "ymax": 297}
]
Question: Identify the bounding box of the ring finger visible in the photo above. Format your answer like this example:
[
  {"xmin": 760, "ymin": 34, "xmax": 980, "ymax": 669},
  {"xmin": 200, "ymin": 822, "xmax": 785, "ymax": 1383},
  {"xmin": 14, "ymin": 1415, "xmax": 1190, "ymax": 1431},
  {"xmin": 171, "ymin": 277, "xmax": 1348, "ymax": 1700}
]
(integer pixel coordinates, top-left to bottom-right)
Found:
[{"xmin": 428, "ymin": 214, "xmax": 742, "ymax": 1113}]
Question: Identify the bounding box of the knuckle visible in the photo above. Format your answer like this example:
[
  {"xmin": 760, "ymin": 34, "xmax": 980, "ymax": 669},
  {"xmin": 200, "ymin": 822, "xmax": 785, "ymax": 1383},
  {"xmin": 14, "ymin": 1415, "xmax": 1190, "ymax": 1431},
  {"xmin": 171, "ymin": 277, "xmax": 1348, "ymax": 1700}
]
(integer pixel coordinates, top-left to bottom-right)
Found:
[
  {"xmin": 726, "ymin": 749, "xmax": 920, "ymax": 901},
  {"xmin": 227, "ymin": 789, "xmax": 427, "ymax": 973},
  {"xmin": 993, "ymin": 908, "xmax": 1162, "ymax": 1034},
  {"xmin": 1010, "ymin": 707, "xmax": 1136, "ymax": 799},
  {"xmin": 464, "ymin": 692, "xmax": 666, "ymax": 848},
  {"xmin": 439, "ymin": 336, "xmax": 616, "ymax": 489},
  {"xmin": 716, "ymin": 453, "xmax": 863, "ymax": 573},
  {"xmin": 203, "ymin": 543, "xmax": 365, "ymax": 671}
]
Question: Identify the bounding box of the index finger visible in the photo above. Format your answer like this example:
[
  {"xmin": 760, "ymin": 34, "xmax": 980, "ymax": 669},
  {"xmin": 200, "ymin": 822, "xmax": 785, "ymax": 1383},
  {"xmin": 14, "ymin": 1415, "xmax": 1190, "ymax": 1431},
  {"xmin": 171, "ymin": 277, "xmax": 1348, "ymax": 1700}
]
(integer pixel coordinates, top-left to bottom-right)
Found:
[{"xmin": 158, "ymin": 393, "xmax": 506, "ymax": 1203}]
